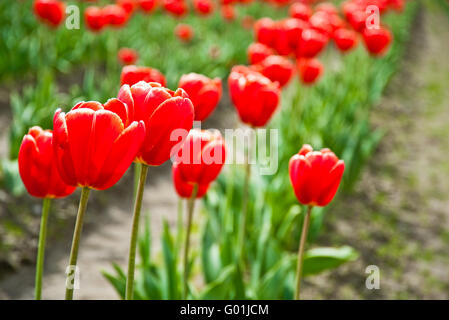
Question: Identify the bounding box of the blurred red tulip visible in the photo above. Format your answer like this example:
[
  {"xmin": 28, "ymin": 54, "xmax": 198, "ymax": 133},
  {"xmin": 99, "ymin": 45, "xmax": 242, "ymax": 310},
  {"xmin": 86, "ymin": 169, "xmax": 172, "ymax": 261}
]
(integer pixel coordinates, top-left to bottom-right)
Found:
[
  {"xmin": 282, "ymin": 18, "xmax": 308, "ymax": 53},
  {"xmin": 175, "ymin": 24, "xmax": 194, "ymax": 42},
  {"xmin": 117, "ymin": 81, "xmax": 194, "ymax": 166},
  {"xmin": 228, "ymin": 65, "xmax": 280, "ymax": 127},
  {"xmin": 174, "ymin": 129, "xmax": 226, "ymax": 186},
  {"xmin": 163, "ymin": 0, "xmax": 188, "ymax": 17},
  {"xmin": 289, "ymin": 2, "xmax": 312, "ymax": 21},
  {"xmin": 120, "ymin": 65, "xmax": 166, "ymax": 86},
  {"xmin": 33, "ymin": 0, "xmax": 65, "ymax": 27},
  {"xmin": 19, "ymin": 127, "xmax": 76, "ymax": 198},
  {"xmin": 248, "ymin": 42, "xmax": 275, "ymax": 65},
  {"xmin": 289, "ymin": 144, "xmax": 345, "ymax": 207},
  {"xmin": 103, "ymin": 4, "xmax": 129, "ymax": 27},
  {"xmin": 254, "ymin": 17, "xmax": 276, "ymax": 48},
  {"xmin": 362, "ymin": 26, "xmax": 392, "ymax": 56},
  {"xmin": 138, "ymin": 0, "xmax": 158, "ymax": 12},
  {"xmin": 315, "ymin": 2, "xmax": 339, "ymax": 16},
  {"xmin": 85, "ymin": 6, "xmax": 107, "ymax": 32},
  {"xmin": 221, "ymin": 5, "xmax": 236, "ymax": 21},
  {"xmin": 172, "ymin": 162, "xmax": 209, "ymax": 198},
  {"xmin": 179, "ymin": 73, "xmax": 222, "ymax": 121},
  {"xmin": 297, "ymin": 28, "xmax": 328, "ymax": 58},
  {"xmin": 118, "ymin": 48, "xmax": 139, "ymax": 65},
  {"xmin": 253, "ymin": 55, "xmax": 295, "ymax": 88},
  {"xmin": 333, "ymin": 28, "xmax": 358, "ymax": 52},
  {"xmin": 194, "ymin": 0, "xmax": 214, "ymax": 15},
  {"xmin": 53, "ymin": 101, "xmax": 146, "ymax": 190},
  {"xmin": 309, "ymin": 11, "xmax": 333, "ymax": 37},
  {"xmin": 117, "ymin": 0, "xmax": 137, "ymax": 14},
  {"xmin": 297, "ymin": 58, "xmax": 323, "ymax": 85}
]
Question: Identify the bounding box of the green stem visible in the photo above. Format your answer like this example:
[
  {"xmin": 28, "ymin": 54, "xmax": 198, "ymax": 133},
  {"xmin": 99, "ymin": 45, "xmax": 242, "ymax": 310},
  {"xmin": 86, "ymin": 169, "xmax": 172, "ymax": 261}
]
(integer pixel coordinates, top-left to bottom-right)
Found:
[
  {"xmin": 183, "ymin": 183, "xmax": 198, "ymax": 300},
  {"xmin": 125, "ymin": 163, "xmax": 148, "ymax": 300},
  {"xmin": 34, "ymin": 198, "xmax": 51, "ymax": 300},
  {"xmin": 294, "ymin": 205, "xmax": 313, "ymax": 300},
  {"xmin": 238, "ymin": 131, "xmax": 253, "ymax": 264},
  {"xmin": 65, "ymin": 187, "xmax": 91, "ymax": 300}
]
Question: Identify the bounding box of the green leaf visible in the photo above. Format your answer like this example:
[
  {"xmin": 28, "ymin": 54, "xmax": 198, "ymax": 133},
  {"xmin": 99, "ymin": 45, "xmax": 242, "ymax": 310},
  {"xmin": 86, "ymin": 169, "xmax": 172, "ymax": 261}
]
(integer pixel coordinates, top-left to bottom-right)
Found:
[
  {"xmin": 200, "ymin": 266, "xmax": 235, "ymax": 300},
  {"xmin": 302, "ymin": 246, "xmax": 359, "ymax": 276}
]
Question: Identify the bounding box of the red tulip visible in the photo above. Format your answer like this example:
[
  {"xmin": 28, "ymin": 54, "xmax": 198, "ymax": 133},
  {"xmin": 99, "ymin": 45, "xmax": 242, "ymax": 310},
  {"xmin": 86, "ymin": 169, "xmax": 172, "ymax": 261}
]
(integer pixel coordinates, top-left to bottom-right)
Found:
[
  {"xmin": 194, "ymin": 0, "xmax": 214, "ymax": 15},
  {"xmin": 174, "ymin": 129, "xmax": 226, "ymax": 186},
  {"xmin": 117, "ymin": 81, "xmax": 194, "ymax": 166},
  {"xmin": 282, "ymin": 18, "xmax": 308, "ymax": 53},
  {"xmin": 138, "ymin": 0, "xmax": 158, "ymax": 12},
  {"xmin": 289, "ymin": 2, "xmax": 312, "ymax": 21},
  {"xmin": 120, "ymin": 65, "xmax": 166, "ymax": 87},
  {"xmin": 117, "ymin": 0, "xmax": 137, "ymax": 14},
  {"xmin": 163, "ymin": 0, "xmax": 188, "ymax": 17},
  {"xmin": 18, "ymin": 127, "xmax": 76, "ymax": 198},
  {"xmin": 315, "ymin": 2, "xmax": 339, "ymax": 16},
  {"xmin": 52, "ymin": 100, "xmax": 146, "ymax": 190},
  {"xmin": 254, "ymin": 18, "xmax": 276, "ymax": 48},
  {"xmin": 33, "ymin": 0, "xmax": 65, "ymax": 27},
  {"xmin": 118, "ymin": 48, "xmax": 139, "ymax": 65},
  {"xmin": 289, "ymin": 144, "xmax": 345, "ymax": 207},
  {"xmin": 175, "ymin": 24, "xmax": 194, "ymax": 42},
  {"xmin": 103, "ymin": 4, "xmax": 129, "ymax": 27},
  {"xmin": 308, "ymin": 12, "xmax": 333, "ymax": 37},
  {"xmin": 172, "ymin": 162, "xmax": 209, "ymax": 198},
  {"xmin": 178, "ymin": 73, "xmax": 222, "ymax": 121},
  {"xmin": 362, "ymin": 26, "xmax": 392, "ymax": 56},
  {"xmin": 228, "ymin": 65, "xmax": 280, "ymax": 127},
  {"xmin": 221, "ymin": 5, "xmax": 236, "ymax": 21},
  {"xmin": 297, "ymin": 58, "xmax": 323, "ymax": 85},
  {"xmin": 297, "ymin": 28, "xmax": 328, "ymax": 58},
  {"xmin": 253, "ymin": 55, "xmax": 295, "ymax": 88},
  {"xmin": 247, "ymin": 42, "xmax": 275, "ymax": 65},
  {"xmin": 333, "ymin": 28, "xmax": 358, "ymax": 52},
  {"xmin": 85, "ymin": 6, "xmax": 107, "ymax": 32}
]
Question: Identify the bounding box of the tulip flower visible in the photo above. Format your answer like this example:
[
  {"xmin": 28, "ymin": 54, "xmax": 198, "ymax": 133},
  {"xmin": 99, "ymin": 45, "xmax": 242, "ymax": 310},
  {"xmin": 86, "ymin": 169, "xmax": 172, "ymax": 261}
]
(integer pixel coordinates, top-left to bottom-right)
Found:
[
  {"xmin": 296, "ymin": 28, "xmax": 328, "ymax": 58},
  {"xmin": 120, "ymin": 65, "xmax": 166, "ymax": 87},
  {"xmin": 84, "ymin": 6, "xmax": 107, "ymax": 32},
  {"xmin": 254, "ymin": 17, "xmax": 276, "ymax": 48},
  {"xmin": 33, "ymin": 0, "xmax": 65, "ymax": 27},
  {"xmin": 163, "ymin": 0, "xmax": 188, "ymax": 17},
  {"xmin": 175, "ymin": 23, "xmax": 194, "ymax": 42},
  {"xmin": 53, "ymin": 100, "xmax": 146, "ymax": 299},
  {"xmin": 173, "ymin": 163, "xmax": 209, "ymax": 199},
  {"xmin": 103, "ymin": 4, "xmax": 129, "ymax": 27},
  {"xmin": 297, "ymin": 58, "xmax": 323, "ymax": 85},
  {"xmin": 18, "ymin": 126, "xmax": 76, "ymax": 300},
  {"xmin": 289, "ymin": 2, "xmax": 312, "ymax": 21},
  {"xmin": 289, "ymin": 144, "xmax": 345, "ymax": 299},
  {"xmin": 253, "ymin": 55, "xmax": 295, "ymax": 88},
  {"xmin": 117, "ymin": 0, "xmax": 138, "ymax": 14},
  {"xmin": 333, "ymin": 28, "xmax": 358, "ymax": 53},
  {"xmin": 117, "ymin": 81, "xmax": 194, "ymax": 299},
  {"xmin": 178, "ymin": 73, "xmax": 222, "ymax": 121},
  {"xmin": 221, "ymin": 5, "xmax": 236, "ymax": 21},
  {"xmin": 362, "ymin": 26, "xmax": 392, "ymax": 56},
  {"xmin": 315, "ymin": 2, "xmax": 339, "ymax": 16},
  {"xmin": 228, "ymin": 65, "xmax": 281, "ymax": 128},
  {"xmin": 194, "ymin": 0, "xmax": 214, "ymax": 15},
  {"xmin": 138, "ymin": 0, "xmax": 158, "ymax": 12},
  {"xmin": 282, "ymin": 18, "xmax": 308, "ymax": 53},
  {"xmin": 118, "ymin": 48, "xmax": 139, "ymax": 65},
  {"xmin": 248, "ymin": 42, "xmax": 275, "ymax": 65},
  {"xmin": 173, "ymin": 129, "xmax": 226, "ymax": 298}
]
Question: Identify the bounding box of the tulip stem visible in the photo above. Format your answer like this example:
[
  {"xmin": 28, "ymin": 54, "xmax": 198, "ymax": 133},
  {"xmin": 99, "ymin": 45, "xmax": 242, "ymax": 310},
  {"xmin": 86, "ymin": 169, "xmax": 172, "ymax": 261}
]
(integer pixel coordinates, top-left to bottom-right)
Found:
[
  {"xmin": 34, "ymin": 197, "xmax": 51, "ymax": 300},
  {"xmin": 125, "ymin": 163, "xmax": 148, "ymax": 300},
  {"xmin": 183, "ymin": 183, "xmax": 198, "ymax": 300},
  {"xmin": 65, "ymin": 187, "xmax": 91, "ymax": 300},
  {"xmin": 238, "ymin": 133, "xmax": 253, "ymax": 265},
  {"xmin": 294, "ymin": 205, "xmax": 313, "ymax": 300}
]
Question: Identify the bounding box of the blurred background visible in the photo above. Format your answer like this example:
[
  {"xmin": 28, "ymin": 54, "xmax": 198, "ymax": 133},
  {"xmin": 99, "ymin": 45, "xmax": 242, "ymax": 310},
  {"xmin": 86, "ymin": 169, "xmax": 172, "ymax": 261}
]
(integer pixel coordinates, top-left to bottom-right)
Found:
[{"xmin": 0, "ymin": 0, "xmax": 449, "ymax": 299}]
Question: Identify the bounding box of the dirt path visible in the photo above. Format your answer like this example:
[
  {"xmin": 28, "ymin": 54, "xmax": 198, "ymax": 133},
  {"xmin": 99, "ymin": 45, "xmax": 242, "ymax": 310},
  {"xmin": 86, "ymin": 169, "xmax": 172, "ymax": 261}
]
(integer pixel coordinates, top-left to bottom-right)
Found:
[{"xmin": 303, "ymin": 1, "xmax": 449, "ymax": 299}]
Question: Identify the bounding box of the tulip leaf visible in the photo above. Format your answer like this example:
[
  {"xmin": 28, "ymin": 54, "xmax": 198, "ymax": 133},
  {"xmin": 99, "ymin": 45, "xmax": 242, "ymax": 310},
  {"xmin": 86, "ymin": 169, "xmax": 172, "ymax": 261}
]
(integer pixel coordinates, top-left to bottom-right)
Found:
[{"xmin": 302, "ymin": 246, "xmax": 359, "ymax": 276}]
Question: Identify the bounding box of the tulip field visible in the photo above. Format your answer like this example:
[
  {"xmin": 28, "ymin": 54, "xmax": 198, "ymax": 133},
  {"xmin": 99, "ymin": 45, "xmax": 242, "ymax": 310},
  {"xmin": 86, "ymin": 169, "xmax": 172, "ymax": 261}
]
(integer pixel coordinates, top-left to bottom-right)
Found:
[{"xmin": 0, "ymin": 0, "xmax": 449, "ymax": 303}]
